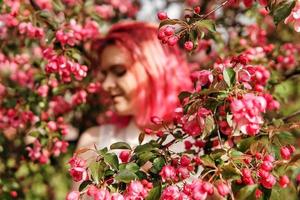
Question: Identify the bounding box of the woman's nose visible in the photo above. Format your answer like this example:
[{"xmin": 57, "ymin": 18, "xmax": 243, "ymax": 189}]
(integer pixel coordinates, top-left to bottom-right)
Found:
[{"xmin": 102, "ymin": 73, "xmax": 117, "ymax": 92}]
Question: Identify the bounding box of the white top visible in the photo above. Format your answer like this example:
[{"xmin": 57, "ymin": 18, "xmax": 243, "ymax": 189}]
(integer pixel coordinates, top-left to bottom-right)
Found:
[{"xmin": 96, "ymin": 120, "xmax": 152, "ymax": 149}]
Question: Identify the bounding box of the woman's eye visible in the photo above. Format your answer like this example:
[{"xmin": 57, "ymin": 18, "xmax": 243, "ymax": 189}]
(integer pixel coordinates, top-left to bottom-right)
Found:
[{"xmin": 111, "ymin": 65, "xmax": 127, "ymax": 77}]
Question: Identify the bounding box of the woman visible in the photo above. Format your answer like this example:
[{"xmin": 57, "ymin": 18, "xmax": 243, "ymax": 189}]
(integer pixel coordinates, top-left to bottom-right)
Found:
[{"xmin": 77, "ymin": 21, "xmax": 192, "ymax": 157}]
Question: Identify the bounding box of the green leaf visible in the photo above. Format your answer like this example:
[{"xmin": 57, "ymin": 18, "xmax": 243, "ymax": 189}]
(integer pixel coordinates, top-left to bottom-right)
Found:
[
  {"xmin": 237, "ymin": 137, "xmax": 255, "ymax": 152},
  {"xmin": 274, "ymin": 132, "xmax": 295, "ymax": 146},
  {"xmin": 236, "ymin": 184, "xmax": 258, "ymax": 200},
  {"xmin": 200, "ymin": 155, "xmax": 215, "ymax": 168},
  {"xmin": 98, "ymin": 147, "xmax": 108, "ymax": 156},
  {"xmin": 110, "ymin": 142, "xmax": 132, "ymax": 150},
  {"xmin": 146, "ymin": 185, "xmax": 162, "ymax": 200},
  {"xmin": 223, "ymin": 68, "xmax": 236, "ymax": 87},
  {"xmin": 115, "ymin": 169, "xmax": 138, "ymax": 183},
  {"xmin": 210, "ymin": 149, "xmax": 226, "ymax": 160},
  {"xmin": 137, "ymin": 152, "xmax": 155, "ymax": 166},
  {"xmin": 178, "ymin": 91, "xmax": 191, "ymax": 103},
  {"xmin": 159, "ymin": 19, "xmax": 186, "ymax": 28},
  {"xmin": 139, "ymin": 132, "xmax": 145, "ymax": 144},
  {"xmin": 125, "ymin": 163, "xmax": 140, "ymax": 173},
  {"xmin": 194, "ymin": 19, "xmax": 216, "ymax": 32},
  {"xmin": 79, "ymin": 180, "xmax": 92, "ymax": 192},
  {"xmin": 202, "ymin": 115, "xmax": 215, "ymax": 139},
  {"xmin": 151, "ymin": 157, "xmax": 165, "ymax": 174},
  {"xmin": 89, "ymin": 161, "xmax": 106, "ymax": 184},
  {"xmin": 28, "ymin": 131, "xmax": 41, "ymax": 138},
  {"xmin": 134, "ymin": 143, "xmax": 155, "ymax": 154},
  {"xmin": 104, "ymin": 153, "xmax": 119, "ymax": 170},
  {"xmin": 270, "ymin": 0, "xmax": 296, "ymax": 25},
  {"xmin": 221, "ymin": 163, "xmax": 241, "ymax": 180}
]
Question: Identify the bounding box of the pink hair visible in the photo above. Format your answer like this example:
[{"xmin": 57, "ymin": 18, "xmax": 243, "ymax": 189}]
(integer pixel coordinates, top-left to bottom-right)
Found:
[{"xmin": 94, "ymin": 21, "xmax": 192, "ymax": 128}]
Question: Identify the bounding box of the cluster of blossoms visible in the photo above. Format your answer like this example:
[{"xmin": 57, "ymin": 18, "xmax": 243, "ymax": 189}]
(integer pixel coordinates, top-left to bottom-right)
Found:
[
  {"xmin": 43, "ymin": 47, "xmax": 88, "ymax": 82},
  {"xmin": 26, "ymin": 138, "xmax": 68, "ymax": 164},
  {"xmin": 161, "ymin": 180, "xmax": 214, "ymax": 200},
  {"xmin": 275, "ymin": 43, "xmax": 300, "ymax": 71},
  {"xmin": 229, "ymin": 0, "xmax": 268, "ymax": 7},
  {"xmin": 94, "ymin": 0, "xmax": 139, "ymax": 20},
  {"xmin": 55, "ymin": 19, "xmax": 100, "ymax": 46},
  {"xmin": 284, "ymin": 0, "xmax": 300, "ymax": 32},
  {"xmin": 18, "ymin": 22, "xmax": 44, "ymax": 39}
]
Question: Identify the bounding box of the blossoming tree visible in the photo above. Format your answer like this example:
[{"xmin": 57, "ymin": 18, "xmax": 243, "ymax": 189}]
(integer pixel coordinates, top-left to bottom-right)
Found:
[{"xmin": 1, "ymin": 0, "xmax": 300, "ymax": 199}]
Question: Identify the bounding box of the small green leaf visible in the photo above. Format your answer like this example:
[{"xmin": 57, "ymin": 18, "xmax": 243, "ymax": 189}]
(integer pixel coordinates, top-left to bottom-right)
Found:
[
  {"xmin": 202, "ymin": 115, "xmax": 215, "ymax": 139},
  {"xmin": 134, "ymin": 143, "xmax": 155, "ymax": 154},
  {"xmin": 270, "ymin": 0, "xmax": 296, "ymax": 25},
  {"xmin": 89, "ymin": 161, "xmax": 106, "ymax": 184},
  {"xmin": 110, "ymin": 142, "xmax": 131, "ymax": 150},
  {"xmin": 139, "ymin": 132, "xmax": 145, "ymax": 144},
  {"xmin": 98, "ymin": 147, "xmax": 108, "ymax": 156},
  {"xmin": 200, "ymin": 155, "xmax": 215, "ymax": 168},
  {"xmin": 223, "ymin": 68, "xmax": 236, "ymax": 87},
  {"xmin": 210, "ymin": 149, "xmax": 226, "ymax": 160},
  {"xmin": 29, "ymin": 131, "xmax": 41, "ymax": 138},
  {"xmin": 178, "ymin": 91, "xmax": 191, "ymax": 103},
  {"xmin": 159, "ymin": 19, "xmax": 186, "ymax": 28},
  {"xmin": 151, "ymin": 157, "xmax": 165, "ymax": 174},
  {"xmin": 104, "ymin": 153, "xmax": 119, "ymax": 170},
  {"xmin": 237, "ymin": 137, "xmax": 255, "ymax": 152},
  {"xmin": 137, "ymin": 152, "xmax": 155, "ymax": 166},
  {"xmin": 115, "ymin": 169, "xmax": 138, "ymax": 183},
  {"xmin": 236, "ymin": 184, "xmax": 258, "ymax": 200},
  {"xmin": 146, "ymin": 185, "xmax": 162, "ymax": 200},
  {"xmin": 79, "ymin": 180, "xmax": 92, "ymax": 192},
  {"xmin": 195, "ymin": 19, "xmax": 216, "ymax": 32},
  {"xmin": 125, "ymin": 163, "xmax": 140, "ymax": 173},
  {"xmin": 221, "ymin": 163, "xmax": 241, "ymax": 180}
]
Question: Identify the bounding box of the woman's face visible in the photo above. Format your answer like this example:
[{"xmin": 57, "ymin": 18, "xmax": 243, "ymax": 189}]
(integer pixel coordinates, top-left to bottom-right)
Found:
[{"xmin": 100, "ymin": 45, "xmax": 139, "ymax": 116}]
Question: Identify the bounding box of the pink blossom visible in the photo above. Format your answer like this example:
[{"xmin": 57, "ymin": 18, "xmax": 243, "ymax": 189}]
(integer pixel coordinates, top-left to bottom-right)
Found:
[
  {"xmin": 69, "ymin": 167, "xmax": 87, "ymax": 182},
  {"xmin": 260, "ymin": 174, "xmax": 276, "ymax": 189},
  {"xmin": 66, "ymin": 191, "xmax": 80, "ymax": 200},
  {"xmin": 160, "ymin": 165, "xmax": 177, "ymax": 182},
  {"xmin": 230, "ymin": 93, "xmax": 267, "ymax": 135},
  {"xmin": 95, "ymin": 5, "xmax": 115, "ymax": 19},
  {"xmin": 72, "ymin": 90, "xmax": 87, "ymax": 105},
  {"xmin": 68, "ymin": 156, "xmax": 86, "ymax": 168},
  {"xmin": 125, "ymin": 181, "xmax": 149, "ymax": 199},
  {"xmin": 161, "ymin": 185, "xmax": 180, "ymax": 200},
  {"xmin": 190, "ymin": 70, "xmax": 213, "ymax": 87},
  {"xmin": 284, "ymin": 1, "xmax": 300, "ymax": 32},
  {"xmin": 111, "ymin": 193, "xmax": 125, "ymax": 200},
  {"xmin": 37, "ymin": 85, "xmax": 49, "ymax": 97},
  {"xmin": 216, "ymin": 182, "xmax": 230, "ymax": 197},
  {"xmin": 52, "ymin": 140, "xmax": 69, "ymax": 157}
]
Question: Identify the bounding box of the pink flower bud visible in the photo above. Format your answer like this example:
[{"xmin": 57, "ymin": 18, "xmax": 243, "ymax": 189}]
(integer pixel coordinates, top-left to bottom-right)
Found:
[
  {"xmin": 157, "ymin": 11, "xmax": 168, "ymax": 20},
  {"xmin": 180, "ymin": 155, "xmax": 191, "ymax": 167},
  {"xmin": 119, "ymin": 150, "xmax": 130, "ymax": 163},
  {"xmin": 260, "ymin": 174, "xmax": 276, "ymax": 189},
  {"xmin": 167, "ymin": 36, "xmax": 179, "ymax": 46},
  {"xmin": 260, "ymin": 161, "xmax": 273, "ymax": 171},
  {"xmin": 184, "ymin": 41, "xmax": 194, "ymax": 51},
  {"xmin": 164, "ymin": 26, "xmax": 174, "ymax": 36},
  {"xmin": 47, "ymin": 121, "xmax": 57, "ymax": 131},
  {"xmin": 194, "ymin": 6, "xmax": 201, "ymax": 14},
  {"xmin": 216, "ymin": 182, "xmax": 230, "ymax": 197},
  {"xmin": 279, "ymin": 175, "xmax": 290, "ymax": 188},
  {"xmin": 255, "ymin": 189, "xmax": 262, "ymax": 199},
  {"xmin": 280, "ymin": 146, "xmax": 291, "ymax": 160}
]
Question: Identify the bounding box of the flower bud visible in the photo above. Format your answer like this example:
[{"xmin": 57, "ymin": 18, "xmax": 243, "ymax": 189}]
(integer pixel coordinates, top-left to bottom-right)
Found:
[{"xmin": 157, "ymin": 11, "xmax": 168, "ymax": 20}]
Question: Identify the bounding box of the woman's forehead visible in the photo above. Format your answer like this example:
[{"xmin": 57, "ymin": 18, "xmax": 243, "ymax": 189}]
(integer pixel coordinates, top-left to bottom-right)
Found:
[{"xmin": 100, "ymin": 45, "xmax": 132, "ymax": 70}]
